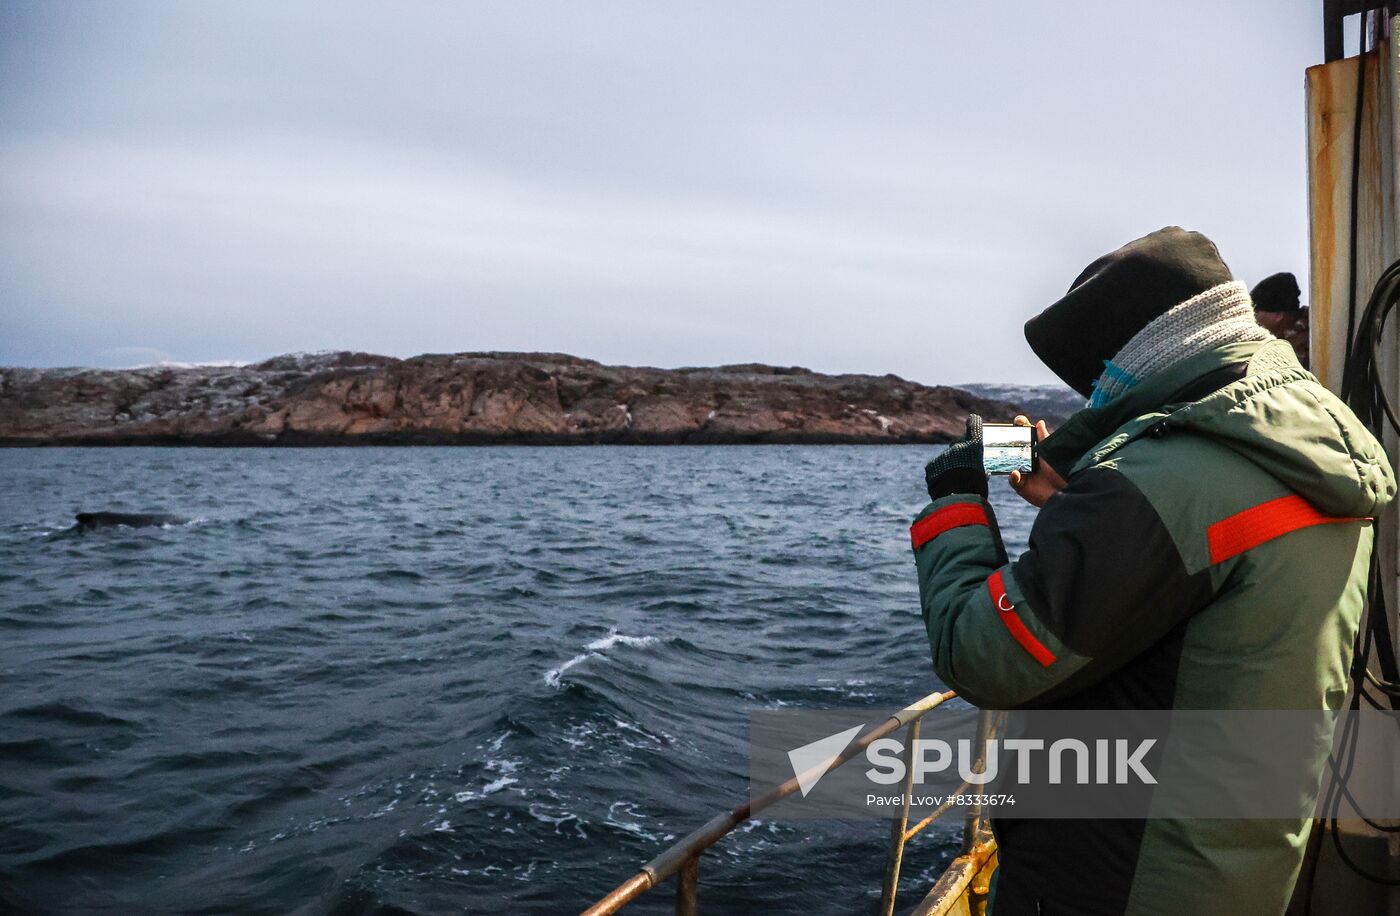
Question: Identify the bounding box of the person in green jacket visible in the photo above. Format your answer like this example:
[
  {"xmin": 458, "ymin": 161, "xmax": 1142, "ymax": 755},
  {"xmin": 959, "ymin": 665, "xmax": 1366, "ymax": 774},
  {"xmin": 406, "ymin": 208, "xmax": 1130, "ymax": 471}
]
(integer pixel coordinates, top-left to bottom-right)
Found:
[{"xmin": 912, "ymin": 227, "xmax": 1395, "ymax": 916}]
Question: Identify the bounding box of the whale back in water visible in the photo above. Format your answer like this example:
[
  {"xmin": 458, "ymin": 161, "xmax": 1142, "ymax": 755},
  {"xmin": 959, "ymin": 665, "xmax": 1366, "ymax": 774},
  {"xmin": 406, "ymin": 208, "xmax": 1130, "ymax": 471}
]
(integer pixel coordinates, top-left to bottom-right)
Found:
[{"xmin": 74, "ymin": 511, "xmax": 185, "ymax": 531}]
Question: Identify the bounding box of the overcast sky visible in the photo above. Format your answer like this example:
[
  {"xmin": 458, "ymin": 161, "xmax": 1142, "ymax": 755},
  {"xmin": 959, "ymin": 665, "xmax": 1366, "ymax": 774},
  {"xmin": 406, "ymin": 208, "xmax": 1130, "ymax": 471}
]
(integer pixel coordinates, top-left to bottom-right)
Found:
[{"xmin": 0, "ymin": 1, "xmax": 1322, "ymax": 384}]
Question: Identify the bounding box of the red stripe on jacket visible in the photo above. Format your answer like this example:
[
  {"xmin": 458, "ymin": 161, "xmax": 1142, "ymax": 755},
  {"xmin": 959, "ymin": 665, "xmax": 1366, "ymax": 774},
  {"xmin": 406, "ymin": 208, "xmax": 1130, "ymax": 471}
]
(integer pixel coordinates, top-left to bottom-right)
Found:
[
  {"xmin": 1207, "ymin": 494, "xmax": 1366, "ymax": 565},
  {"xmin": 910, "ymin": 502, "xmax": 989, "ymax": 549},
  {"xmin": 987, "ymin": 569, "xmax": 1057, "ymax": 667}
]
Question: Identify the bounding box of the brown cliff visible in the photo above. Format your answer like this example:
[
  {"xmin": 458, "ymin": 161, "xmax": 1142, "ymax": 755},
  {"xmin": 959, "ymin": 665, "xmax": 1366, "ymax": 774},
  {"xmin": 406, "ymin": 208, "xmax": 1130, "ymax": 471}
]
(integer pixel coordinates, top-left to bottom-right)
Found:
[{"xmin": 0, "ymin": 351, "xmax": 1030, "ymax": 446}]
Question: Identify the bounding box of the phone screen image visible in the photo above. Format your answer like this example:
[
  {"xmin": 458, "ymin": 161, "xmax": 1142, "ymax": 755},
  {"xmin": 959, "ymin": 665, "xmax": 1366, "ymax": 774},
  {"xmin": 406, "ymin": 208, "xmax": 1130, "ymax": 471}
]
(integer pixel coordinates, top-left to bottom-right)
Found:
[{"xmin": 982, "ymin": 423, "xmax": 1037, "ymax": 475}]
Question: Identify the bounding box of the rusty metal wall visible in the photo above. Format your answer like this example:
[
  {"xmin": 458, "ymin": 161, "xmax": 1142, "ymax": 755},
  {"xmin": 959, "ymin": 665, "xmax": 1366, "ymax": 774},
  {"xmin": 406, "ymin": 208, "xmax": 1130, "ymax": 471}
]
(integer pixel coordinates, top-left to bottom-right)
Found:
[{"xmin": 1302, "ymin": 17, "xmax": 1400, "ymax": 914}]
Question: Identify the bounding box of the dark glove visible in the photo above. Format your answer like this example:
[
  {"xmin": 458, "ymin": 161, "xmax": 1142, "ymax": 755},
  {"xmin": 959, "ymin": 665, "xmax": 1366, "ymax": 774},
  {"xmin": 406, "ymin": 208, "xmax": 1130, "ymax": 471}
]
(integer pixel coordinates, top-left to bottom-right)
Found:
[{"xmin": 924, "ymin": 414, "xmax": 988, "ymax": 500}]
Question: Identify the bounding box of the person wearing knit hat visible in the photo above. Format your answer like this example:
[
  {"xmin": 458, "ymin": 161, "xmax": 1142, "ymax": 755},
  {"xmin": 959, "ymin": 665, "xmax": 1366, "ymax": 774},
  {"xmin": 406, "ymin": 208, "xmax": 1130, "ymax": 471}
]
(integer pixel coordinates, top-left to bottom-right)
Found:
[
  {"xmin": 1024, "ymin": 226, "xmax": 1271, "ymax": 408},
  {"xmin": 910, "ymin": 228, "xmax": 1394, "ymax": 915},
  {"xmin": 1251, "ymin": 271, "xmax": 1302, "ymax": 312},
  {"xmin": 1251, "ymin": 271, "xmax": 1310, "ymax": 368}
]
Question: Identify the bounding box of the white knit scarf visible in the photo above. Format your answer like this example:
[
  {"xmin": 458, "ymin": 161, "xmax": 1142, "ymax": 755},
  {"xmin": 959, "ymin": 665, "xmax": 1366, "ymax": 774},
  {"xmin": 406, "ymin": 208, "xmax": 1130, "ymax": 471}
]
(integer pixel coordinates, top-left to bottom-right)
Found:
[{"xmin": 1088, "ymin": 281, "xmax": 1270, "ymax": 408}]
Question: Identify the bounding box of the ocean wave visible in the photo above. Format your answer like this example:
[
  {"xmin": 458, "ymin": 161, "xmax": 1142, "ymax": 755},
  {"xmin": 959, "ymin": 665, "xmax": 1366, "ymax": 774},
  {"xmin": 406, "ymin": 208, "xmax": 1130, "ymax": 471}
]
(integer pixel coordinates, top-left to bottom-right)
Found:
[
  {"xmin": 543, "ymin": 630, "xmax": 661, "ymax": 689},
  {"xmin": 366, "ymin": 568, "xmax": 426, "ymax": 582},
  {"xmin": 0, "ymin": 444, "xmax": 980, "ymax": 912},
  {"xmin": 3, "ymin": 701, "xmax": 140, "ymax": 729}
]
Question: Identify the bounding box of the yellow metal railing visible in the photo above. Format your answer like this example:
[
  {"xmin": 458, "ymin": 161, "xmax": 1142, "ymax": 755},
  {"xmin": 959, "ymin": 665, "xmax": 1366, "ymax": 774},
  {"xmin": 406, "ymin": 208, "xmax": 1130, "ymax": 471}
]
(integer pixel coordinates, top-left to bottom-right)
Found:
[{"xmin": 580, "ymin": 691, "xmax": 999, "ymax": 916}]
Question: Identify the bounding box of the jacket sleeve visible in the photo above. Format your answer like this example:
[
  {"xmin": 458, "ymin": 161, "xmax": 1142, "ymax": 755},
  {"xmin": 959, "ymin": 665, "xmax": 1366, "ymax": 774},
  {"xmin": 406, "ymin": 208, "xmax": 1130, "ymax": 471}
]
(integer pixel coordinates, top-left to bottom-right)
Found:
[{"xmin": 911, "ymin": 466, "xmax": 1214, "ymax": 708}]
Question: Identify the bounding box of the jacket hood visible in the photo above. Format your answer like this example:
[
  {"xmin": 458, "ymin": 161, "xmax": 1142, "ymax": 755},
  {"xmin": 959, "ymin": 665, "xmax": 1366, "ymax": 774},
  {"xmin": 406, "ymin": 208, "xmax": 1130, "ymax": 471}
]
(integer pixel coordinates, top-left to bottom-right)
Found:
[{"xmin": 1108, "ymin": 339, "xmax": 1396, "ymax": 518}]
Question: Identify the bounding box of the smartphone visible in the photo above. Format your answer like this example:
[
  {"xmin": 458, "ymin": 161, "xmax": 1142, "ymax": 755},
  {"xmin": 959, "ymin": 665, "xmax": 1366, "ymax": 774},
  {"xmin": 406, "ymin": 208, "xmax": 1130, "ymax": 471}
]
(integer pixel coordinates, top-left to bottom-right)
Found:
[{"xmin": 982, "ymin": 422, "xmax": 1038, "ymax": 476}]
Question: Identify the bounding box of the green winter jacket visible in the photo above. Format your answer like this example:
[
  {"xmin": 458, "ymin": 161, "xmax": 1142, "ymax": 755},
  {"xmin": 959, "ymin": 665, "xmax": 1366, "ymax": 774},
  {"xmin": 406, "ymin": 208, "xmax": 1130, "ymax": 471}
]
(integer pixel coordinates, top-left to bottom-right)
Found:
[{"xmin": 910, "ymin": 338, "xmax": 1395, "ymax": 916}]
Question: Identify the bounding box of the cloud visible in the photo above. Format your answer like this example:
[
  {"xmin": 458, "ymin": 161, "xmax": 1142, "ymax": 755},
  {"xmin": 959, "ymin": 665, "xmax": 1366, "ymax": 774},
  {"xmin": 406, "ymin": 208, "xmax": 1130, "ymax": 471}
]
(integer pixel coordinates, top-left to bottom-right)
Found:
[{"xmin": 0, "ymin": 0, "xmax": 1318, "ymax": 382}]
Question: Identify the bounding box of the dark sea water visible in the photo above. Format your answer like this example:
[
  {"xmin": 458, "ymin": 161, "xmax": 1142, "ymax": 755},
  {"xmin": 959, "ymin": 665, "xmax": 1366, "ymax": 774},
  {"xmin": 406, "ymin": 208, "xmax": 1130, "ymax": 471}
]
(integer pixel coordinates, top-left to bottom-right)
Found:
[{"xmin": 0, "ymin": 447, "xmax": 1036, "ymax": 915}]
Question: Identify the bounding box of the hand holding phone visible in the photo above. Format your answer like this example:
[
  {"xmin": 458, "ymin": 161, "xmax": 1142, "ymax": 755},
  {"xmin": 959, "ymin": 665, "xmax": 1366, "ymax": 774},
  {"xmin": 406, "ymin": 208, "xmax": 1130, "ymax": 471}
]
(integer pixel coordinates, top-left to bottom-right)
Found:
[{"xmin": 1007, "ymin": 416, "xmax": 1065, "ymax": 508}]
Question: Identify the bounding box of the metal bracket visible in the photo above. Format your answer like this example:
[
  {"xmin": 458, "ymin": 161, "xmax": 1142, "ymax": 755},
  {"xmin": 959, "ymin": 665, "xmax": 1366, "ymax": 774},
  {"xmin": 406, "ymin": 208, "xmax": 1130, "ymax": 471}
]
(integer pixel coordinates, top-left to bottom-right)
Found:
[{"xmin": 1325, "ymin": 0, "xmax": 1394, "ymax": 61}]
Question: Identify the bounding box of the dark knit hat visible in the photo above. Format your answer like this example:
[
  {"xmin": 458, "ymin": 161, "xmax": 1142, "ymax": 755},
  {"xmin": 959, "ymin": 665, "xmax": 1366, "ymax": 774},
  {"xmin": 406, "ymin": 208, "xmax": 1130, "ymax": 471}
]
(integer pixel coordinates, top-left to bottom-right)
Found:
[
  {"xmin": 1250, "ymin": 272, "xmax": 1301, "ymax": 313},
  {"xmin": 1024, "ymin": 227, "xmax": 1235, "ymax": 397}
]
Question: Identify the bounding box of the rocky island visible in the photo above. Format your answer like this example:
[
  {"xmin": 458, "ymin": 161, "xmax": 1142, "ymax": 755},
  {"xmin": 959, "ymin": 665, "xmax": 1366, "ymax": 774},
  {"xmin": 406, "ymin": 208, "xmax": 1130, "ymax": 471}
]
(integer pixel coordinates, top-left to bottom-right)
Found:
[{"xmin": 0, "ymin": 351, "xmax": 1072, "ymax": 446}]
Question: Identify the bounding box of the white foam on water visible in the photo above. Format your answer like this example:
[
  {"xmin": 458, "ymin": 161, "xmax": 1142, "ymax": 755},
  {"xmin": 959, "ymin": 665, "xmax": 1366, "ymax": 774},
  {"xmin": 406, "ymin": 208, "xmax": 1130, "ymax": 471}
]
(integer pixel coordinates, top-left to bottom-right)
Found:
[
  {"xmin": 560, "ymin": 721, "xmax": 598, "ymax": 749},
  {"xmin": 543, "ymin": 653, "xmax": 591, "ymax": 688},
  {"xmin": 543, "ymin": 630, "xmax": 660, "ymax": 689},
  {"xmin": 482, "ymin": 775, "xmax": 517, "ymax": 795},
  {"xmin": 610, "ymin": 716, "xmax": 672, "ymax": 751},
  {"xmin": 452, "ymin": 735, "xmax": 524, "ymax": 802},
  {"xmin": 527, "ymin": 802, "xmax": 586, "ymax": 837},
  {"xmin": 587, "ymin": 632, "xmax": 659, "ymax": 652},
  {"xmin": 604, "ymin": 800, "xmax": 663, "ymax": 842}
]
